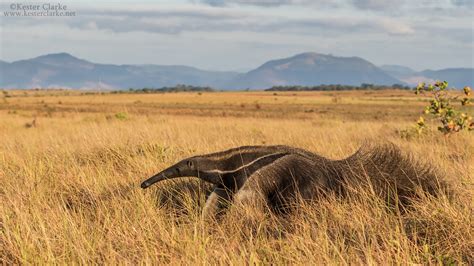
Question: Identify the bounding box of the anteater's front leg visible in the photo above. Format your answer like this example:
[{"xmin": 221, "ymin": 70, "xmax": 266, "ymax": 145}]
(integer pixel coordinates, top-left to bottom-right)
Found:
[{"xmin": 202, "ymin": 185, "xmax": 232, "ymax": 220}]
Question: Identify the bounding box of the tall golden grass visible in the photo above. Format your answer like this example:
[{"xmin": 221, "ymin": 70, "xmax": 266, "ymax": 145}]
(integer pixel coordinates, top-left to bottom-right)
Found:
[{"xmin": 1, "ymin": 90, "xmax": 473, "ymax": 264}]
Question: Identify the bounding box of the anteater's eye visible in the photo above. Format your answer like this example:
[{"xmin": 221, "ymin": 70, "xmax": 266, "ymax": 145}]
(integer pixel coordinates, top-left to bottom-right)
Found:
[{"xmin": 187, "ymin": 161, "xmax": 193, "ymax": 167}]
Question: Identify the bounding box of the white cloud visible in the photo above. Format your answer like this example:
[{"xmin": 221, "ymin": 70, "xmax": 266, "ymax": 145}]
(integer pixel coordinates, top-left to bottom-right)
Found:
[
  {"xmin": 351, "ymin": 0, "xmax": 405, "ymax": 10},
  {"xmin": 0, "ymin": 1, "xmax": 471, "ymax": 70},
  {"xmin": 379, "ymin": 19, "xmax": 415, "ymax": 35},
  {"xmin": 198, "ymin": 0, "xmax": 327, "ymax": 7},
  {"xmin": 1, "ymin": 4, "xmax": 416, "ymax": 36},
  {"xmin": 451, "ymin": 0, "xmax": 473, "ymax": 7}
]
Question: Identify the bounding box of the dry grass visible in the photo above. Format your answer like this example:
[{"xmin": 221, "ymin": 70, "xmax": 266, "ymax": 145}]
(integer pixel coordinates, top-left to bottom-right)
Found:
[{"xmin": 1, "ymin": 89, "xmax": 473, "ymax": 264}]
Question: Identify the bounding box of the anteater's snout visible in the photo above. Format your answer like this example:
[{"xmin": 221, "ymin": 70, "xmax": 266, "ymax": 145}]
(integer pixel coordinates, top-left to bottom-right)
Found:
[
  {"xmin": 140, "ymin": 181, "xmax": 151, "ymax": 189},
  {"xmin": 140, "ymin": 171, "xmax": 170, "ymax": 189}
]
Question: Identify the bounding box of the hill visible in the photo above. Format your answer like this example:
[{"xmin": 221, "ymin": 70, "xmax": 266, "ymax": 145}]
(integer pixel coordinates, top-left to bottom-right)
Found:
[
  {"xmin": 0, "ymin": 53, "xmax": 238, "ymax": 90},
  {"xmin": 1, "ymin": 52, "xmax": 471, "ymax": 90},
  {"xmin": 381, "ymin": 65, "xmax": 473, "ymax": 89},
  {"xmin": 226, "ymin": 53, "xmax": 401, "ymax": 89},
  {"xmin": 420, "ymin": 68, "xmax": 473, "ymax": 89}
]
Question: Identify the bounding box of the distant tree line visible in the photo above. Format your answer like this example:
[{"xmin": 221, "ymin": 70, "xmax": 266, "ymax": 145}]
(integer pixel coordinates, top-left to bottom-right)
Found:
[
  {"xmin": 112, "ymin": 84, "xmax": 215, "ymax": 94},
  {"xmin": 265, "ymin": 83, "xmax": 411, "ymax": 91},
  {"xmin": 110, "ymin": 83, "xmax": 412, "ymax": 93}
]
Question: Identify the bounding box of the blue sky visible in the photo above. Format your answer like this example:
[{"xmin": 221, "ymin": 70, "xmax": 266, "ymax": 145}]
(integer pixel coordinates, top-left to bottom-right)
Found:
[{"xmin": 0, "ymin": 0, "xmax": 472, "ymax": 71}]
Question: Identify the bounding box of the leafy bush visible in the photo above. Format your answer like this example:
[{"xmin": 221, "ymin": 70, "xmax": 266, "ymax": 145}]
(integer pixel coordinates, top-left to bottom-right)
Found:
[
  {"xmin": 114, "ymin": 112, "xmax": 128, "ymax": 121},
  {"xmin": 414, "ymin": 81, "xmax": 473, "ymax": 135}
]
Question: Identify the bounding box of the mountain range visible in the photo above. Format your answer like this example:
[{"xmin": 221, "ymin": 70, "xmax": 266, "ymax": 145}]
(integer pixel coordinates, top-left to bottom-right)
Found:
[
  {"xmin": 380, "ymin": 65, "xmax": 473, "ymax": 89},
  {"xmin": 0, "ymin": 52, "xmax": 472, "ymax": 90}
]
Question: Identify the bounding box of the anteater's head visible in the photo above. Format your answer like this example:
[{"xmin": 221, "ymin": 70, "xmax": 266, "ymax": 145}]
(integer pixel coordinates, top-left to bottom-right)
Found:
[
  {"xmin": 140, "ymin": 156, "xmax": 221, "ymax": 189},
  {"xmin": 140, "ymin": 145, "xmax": 290, "ymax": 189}
]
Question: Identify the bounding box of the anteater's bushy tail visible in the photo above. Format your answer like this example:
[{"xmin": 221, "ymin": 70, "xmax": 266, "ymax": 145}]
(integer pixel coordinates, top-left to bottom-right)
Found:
[{"xmin": 334, "ymin": 142, "xmax": 449, "ymax": 205}]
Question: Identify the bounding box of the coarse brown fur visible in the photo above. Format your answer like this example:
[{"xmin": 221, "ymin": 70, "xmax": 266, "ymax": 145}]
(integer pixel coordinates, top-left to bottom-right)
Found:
[{"xmin": 141, "ymin": 143, "xmax": 448, "ymax": 218}]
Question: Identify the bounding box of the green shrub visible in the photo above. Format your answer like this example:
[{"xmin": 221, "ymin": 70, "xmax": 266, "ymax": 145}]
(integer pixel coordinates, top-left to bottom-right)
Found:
[
  {"xmin": 414, "ymin": 81, "xmax": 473, "ymax": 135},
  {"xmin": 114, "ymin": 112, "xmax": 128, "ymax": 121}
]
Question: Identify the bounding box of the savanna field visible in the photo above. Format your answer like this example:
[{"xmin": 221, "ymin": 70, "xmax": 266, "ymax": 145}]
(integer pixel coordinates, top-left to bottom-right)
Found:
[{"xmin": 1, "ymin": 89, "xmax": 473, "ymax": 264}]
